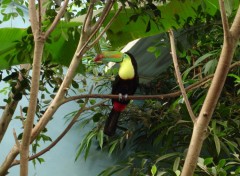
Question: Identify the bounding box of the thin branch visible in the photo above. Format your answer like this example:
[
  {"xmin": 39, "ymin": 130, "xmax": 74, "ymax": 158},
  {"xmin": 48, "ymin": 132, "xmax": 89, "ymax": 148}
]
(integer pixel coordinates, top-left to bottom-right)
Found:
[
  {"xmin": 230, "ymin": 3, "xmax": 240, "ymax": 38},
  {"xmin": 76, "ymin": 0, "xmax": 117, "ymax": 57},
  {"xmin": 169, "ymin": 29, "xmax": 196, "ymax": 123},
  {"xmin": 20, "ymin": 35, "xmax": 45, "ymax": 176},
  {"xmin": 91, "ymin": 0, "xmax": 115, "ymax": 33},
  {"xmin": 62, "ymin": 78, "xmax": 211, "ymax": 103},
  {"xmin": 89, "ymin": 6, "xmax": 123, "ymax": 48},
  {"xmin": 181, "ymin": 1, "xmax": 240, "ymax": 175},
  {"xmin": 44, "ymin": 0, "xmax": 70, "ymax": 39},
  {"xmin": 219, "ymin": 0, "xmax": 230, "ymax": 38},
  {"xmin": 38, "ymin": 0, "xmax": 42, "ymax": 30},
  {"xmin": 62, "ymin": 61, "xmax": 240, "ymax": 103},
  {"xmin": 82, "ymin": 1, "xmax": 95, "ymax": 35},
  {"xmin": 11, "ymin": 89, "xmax": 107, "ymax": 167},
  {"xmin": 13, "ymin": 129, "xmax": 21, "ymax": 151},
  {"xmin": 0, "ymin": 64, "xmax": 31, "ymax": 142},
  {"xmin": 29, "ymin": 0, "xmax": 39, "ymax": 34}
]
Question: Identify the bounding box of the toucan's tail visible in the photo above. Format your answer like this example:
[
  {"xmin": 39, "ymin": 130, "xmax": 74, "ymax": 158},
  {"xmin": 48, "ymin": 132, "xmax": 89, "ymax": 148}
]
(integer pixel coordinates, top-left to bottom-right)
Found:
[{"xmin": 104, "ymin": 109, "xmax": 121, "ymax": 136}]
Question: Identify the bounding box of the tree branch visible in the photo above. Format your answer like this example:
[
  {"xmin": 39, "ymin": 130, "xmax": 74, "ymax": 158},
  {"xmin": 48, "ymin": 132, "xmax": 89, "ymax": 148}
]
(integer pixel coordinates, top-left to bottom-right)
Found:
[
  {"xmin": 169, "ymin": 29, "xmax": 196, "ymax": 123},
  {"xmin": 38, "ymin": 0, "xmax": 42, "ymax": 31},
  {"xmin": 219, "ymin": 0, "xmax": 230, "ymax": 37},
  {"xmin": 230, "ymin": 1, "xmax": 240, "ymax": 38},
  {"xmin": 76, "ymin": 0, "xmax": 116, "ymax": 58},
  {"xmin": 11, "ymin": 91, "xmax": 107, "ymax": 167},
  {"xmin": 91, "ymin": 0, "xmax": 115, "ymax": 33},
  {"xmin": 20, "ymin": 40, "xmax": 45, "ymax": 176},
  {"xmin": 20, "ymin": 2, "xmax": 46, "ymax": 172},
  {"xmin": 89, "ymin": 6, "xmax": 123, "ymax": 48},
  {"xmin": 44, "ymin": 0, "xmax": 70, "ymax": 39},
  {"xmin": 181, "ymin": 2, "xmax": 240, "ymax": 175},
  {"xmin": 82, "ymin": 1, "xmax": 94, "ymax": 35},
  {"xmin": 29, "ymin": 0, "xmax": 39, "ymax": 34}
]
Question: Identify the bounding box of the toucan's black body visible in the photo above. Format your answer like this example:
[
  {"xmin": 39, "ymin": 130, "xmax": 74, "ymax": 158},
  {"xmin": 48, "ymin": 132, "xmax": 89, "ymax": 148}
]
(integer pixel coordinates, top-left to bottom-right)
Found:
[{"xmin": 104, "ymin": 52, "xmax": 139, "ymax": 136}]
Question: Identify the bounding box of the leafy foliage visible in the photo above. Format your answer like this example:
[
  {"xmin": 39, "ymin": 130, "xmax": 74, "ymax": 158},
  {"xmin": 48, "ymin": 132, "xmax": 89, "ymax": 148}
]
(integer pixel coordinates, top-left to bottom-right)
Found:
[
  {"xmin": 0, "ymin": 0, "xmax": 240, "ymax": 175},
  {"xmin": 74, "ymin": 1, "xmax": 240, "ymax": 175}
]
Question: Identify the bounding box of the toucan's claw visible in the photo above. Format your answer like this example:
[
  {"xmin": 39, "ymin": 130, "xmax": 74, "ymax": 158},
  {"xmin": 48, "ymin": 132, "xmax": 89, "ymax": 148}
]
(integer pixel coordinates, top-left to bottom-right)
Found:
[{"xmin": 118, "ymin": 93, "xmax": 123, "ymax": 101}]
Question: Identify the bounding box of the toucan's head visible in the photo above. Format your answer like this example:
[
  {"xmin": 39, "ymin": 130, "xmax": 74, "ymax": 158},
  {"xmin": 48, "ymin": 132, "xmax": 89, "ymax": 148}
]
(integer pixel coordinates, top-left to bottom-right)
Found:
[{"xmin": 94, "ymin": 51, "xmax": 124, "ymax": 64}]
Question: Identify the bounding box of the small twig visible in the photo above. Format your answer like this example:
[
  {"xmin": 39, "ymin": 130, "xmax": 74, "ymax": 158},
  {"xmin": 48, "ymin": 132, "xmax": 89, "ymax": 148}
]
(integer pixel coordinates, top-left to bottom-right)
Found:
[
  {"xmin": 169, "ymin": 29, "xmax": 196, "ymax": 123},
  {"xmin": 13, "ymin": 129, "xmax": 21, "ymax": 151},
  {"xmin": 19, "ymin": 106, "xmax": 25, "ymax": 128},
  {"xmin": 45, "ymin": 0, "xmax": 70, "ymax": 38}
]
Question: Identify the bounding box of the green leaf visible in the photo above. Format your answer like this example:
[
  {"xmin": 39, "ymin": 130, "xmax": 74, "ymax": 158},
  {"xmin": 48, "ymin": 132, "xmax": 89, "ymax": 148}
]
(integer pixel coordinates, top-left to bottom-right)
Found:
[
  {"xmin": 92, "ymin": 0, "xmax": 221, "ymax": 48},
  {"xmin": 156, "ymin": 153, "xmax": 180, "ymax": 163},
  {"xmin": 109, "ymin": 140, "xmax": 118, "ymax": 155},
  {"xmin": 16, "ymin": 7, "xmax": 24, "ymax": 17},
  {"xmin": 175, "ymin": 170, "xmax": 181, "ymax": 176},
  {"xmin": 173, "ymin": 157, "xmax": 180, "ymax": 171},
  {"xmin": 90, "ymin": 99, "xmax": 96, "ymax": 105},
  {"xmin": 203, "ymin": 58, "xmax": 217, "ymax": 75},
  {"xmin": 147, "ymin": 46, "xmax": 156, "ymax": 53},
  {"xmin": 204, "ymin": 157, "xmax": 213, "ymax": 166},
  {"xmin": 213, "ymin": 134, "xmax": 221, "ymax": 155},
  {"xmin": 217, "ymin": 159, "xmax": 226, "ymax": 169},
  {"xmin": 75, "ymin": 131, "xmax": 97, "ymax": 161},
  {"xmin": 183, "ymin": 51, "xmax": 217, "ymax": 79},
  {"xmin": 97, "ymin": 130, "xmax": 104, "ymax": 149},
  {"xmin": 36, "ymin": 157, "xmax": 45, "ymax": 164},
  {"xmin": 92, "ymin": 113, "xmax": 102, "ymax": 122},
  {"xmin": 151, "ymin": 164, "xmax": 157, "ymax": 176},
  {"xmin": 224, "ymin": 0, "xmax": 234, "ymax": 16}
]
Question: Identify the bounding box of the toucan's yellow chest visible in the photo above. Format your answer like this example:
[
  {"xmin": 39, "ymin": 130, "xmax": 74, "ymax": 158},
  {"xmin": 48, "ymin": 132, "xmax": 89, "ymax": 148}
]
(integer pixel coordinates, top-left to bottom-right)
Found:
[{"xmin": 118, "ymin": 57, "xmax": 135, "ymax": 80}]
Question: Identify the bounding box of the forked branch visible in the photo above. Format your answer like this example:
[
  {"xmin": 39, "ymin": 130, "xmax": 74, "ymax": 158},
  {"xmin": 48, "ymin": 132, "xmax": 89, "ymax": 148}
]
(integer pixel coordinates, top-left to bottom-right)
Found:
[
  {"xmin": 169, "ymin": 29, "xmax": 196, "ymax": 123},
  {"xmin": 181, "ymin": 1, "xmax": 240, "ymax": 175}
]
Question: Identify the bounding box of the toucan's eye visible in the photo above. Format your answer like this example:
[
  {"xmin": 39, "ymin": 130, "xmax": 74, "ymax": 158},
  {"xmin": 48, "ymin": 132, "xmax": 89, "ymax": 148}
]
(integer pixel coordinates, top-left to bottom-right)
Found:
[{"xmin": 123, "ymin": 54, "xmax": 127, "ymax": 59}]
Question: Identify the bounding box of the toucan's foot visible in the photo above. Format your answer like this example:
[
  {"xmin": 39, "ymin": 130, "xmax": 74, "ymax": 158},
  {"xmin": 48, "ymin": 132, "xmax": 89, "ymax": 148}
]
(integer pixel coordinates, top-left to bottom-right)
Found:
[
  {"xmin": 118, "ymin": 93, "xmax": 128, "ymax": 101},
  {"xmin": 118, "ymin": 93, "xmax": 123, "ymax": 101}
]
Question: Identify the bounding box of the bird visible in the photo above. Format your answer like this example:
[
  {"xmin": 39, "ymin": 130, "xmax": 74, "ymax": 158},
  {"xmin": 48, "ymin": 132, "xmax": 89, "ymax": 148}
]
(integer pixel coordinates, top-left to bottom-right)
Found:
[{"xmin": 94, "ymin": 51, "xmax": 139, "ymax": 136}]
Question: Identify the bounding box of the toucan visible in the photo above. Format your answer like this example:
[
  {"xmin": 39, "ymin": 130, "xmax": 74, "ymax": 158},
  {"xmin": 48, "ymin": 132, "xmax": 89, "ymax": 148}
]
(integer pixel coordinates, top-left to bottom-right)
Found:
[{"xmin": 94, "ymin": 51, "xmax": 139, "ymax": 136}]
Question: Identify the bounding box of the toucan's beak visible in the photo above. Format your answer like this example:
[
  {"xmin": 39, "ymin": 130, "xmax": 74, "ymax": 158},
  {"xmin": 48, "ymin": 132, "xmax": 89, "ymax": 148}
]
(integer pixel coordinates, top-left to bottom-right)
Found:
[{"xmin": 94, "ymin": 51, "xmax": 123, "ymax": 63}]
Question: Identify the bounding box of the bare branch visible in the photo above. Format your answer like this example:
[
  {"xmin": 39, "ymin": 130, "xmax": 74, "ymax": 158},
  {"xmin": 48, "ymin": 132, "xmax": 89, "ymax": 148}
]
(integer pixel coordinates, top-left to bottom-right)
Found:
[
  {"xmin": 82, "ymin": 1, "xmax": 95, "ymax": 35},
  {"xmin": 29, "ymin": 0, "xmax": 39, "ymax": 34},
  {"xmin": 0, "ymin": 68, "xmax": 28, "ymax": 142},
  {"xmin": 230, "ymin": 3, "xmax": 240, "ymax": 39},
  {"xmin": 20, "ymin": 38, "xmax": 45, "ymax": 176},
  {"xmin": 219, "ymin": 0, "xmax": 230, "ymax": 38},
  {"xmin": 38, "ymin": 0, "xmax": 42, "ymax": 30},
  {"xmin": 89, "ymin": 6, "xmax": 123, "ymax": 48},
  {"xmin": 11, "ymin": 86, "xmax": 97, "ymax": 167},
  {"xmin": 0, "ymin": 145, "xmax": 19, "ymax": 175},
  {"xmin": 169, "ymin": 29, "xmax": 196, "ymax": 123},
  {"xmin": 91, "ymin": 0, "xmax": 115, "ymax": 33},
  {"xmin": 181, "ymin": 1, "xmax": 240, "ymax": 175},
  {"xmin": 76, "ymin": 2, "xmax": 121, "ymax": 57},
  {"xmin": 13, "ymin": 129, "xmax": 21, "ymax": 151},
  {"xmin": 45, "ymin": 0, "xmax": 70, "ymax": 39}
]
